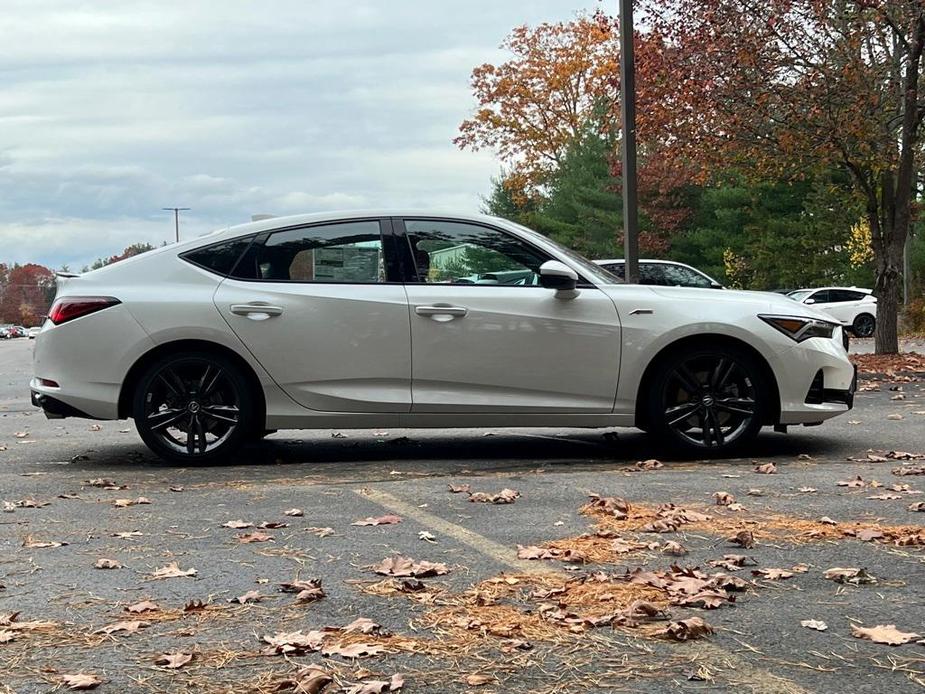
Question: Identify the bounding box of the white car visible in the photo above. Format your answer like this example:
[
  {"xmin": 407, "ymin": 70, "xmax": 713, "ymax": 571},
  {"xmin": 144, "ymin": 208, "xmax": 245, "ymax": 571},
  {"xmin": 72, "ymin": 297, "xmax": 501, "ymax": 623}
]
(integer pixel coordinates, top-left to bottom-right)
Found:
[
  {"xmin": 787, "ymin": 287, "xmax": 877, "ymax": 337},
  {"xmin": 594, "ymin": 259, "xmax": 723, "ymax": 289},
  {"xmin": 31, "ymin": 211, "xmax": 855, "ymax": 462},
  {"xmin": 27, "ymin": 326, "xmax": 41, "ymax": 339}
]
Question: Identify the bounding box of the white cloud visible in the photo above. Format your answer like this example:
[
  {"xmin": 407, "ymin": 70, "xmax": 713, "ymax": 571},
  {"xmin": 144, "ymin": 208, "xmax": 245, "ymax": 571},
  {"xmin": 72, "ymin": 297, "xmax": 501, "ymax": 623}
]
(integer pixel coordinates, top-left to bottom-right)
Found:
[{"xmin": 0, "ymin": 0, "xmax": 599, "ymax": 269}]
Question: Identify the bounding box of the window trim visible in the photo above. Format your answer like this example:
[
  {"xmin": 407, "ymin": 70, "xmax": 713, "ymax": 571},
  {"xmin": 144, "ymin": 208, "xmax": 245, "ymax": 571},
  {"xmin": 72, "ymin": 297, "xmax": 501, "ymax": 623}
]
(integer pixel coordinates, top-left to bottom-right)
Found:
[
  {"xmin": 392, "ymin": 216, "xmax": 594, "ymax": 288},
  {"xmin": 220, "ymin": 217, "xmax": 405, "ymax": 285}
]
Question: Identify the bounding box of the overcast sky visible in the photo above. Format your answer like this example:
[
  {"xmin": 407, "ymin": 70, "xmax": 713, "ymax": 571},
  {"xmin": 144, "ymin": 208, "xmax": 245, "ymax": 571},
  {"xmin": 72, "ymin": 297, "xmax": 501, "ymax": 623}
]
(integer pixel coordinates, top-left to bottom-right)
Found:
[{"xmin": 1, "ymin": 1, "xmax": 600, "ymax": 269}]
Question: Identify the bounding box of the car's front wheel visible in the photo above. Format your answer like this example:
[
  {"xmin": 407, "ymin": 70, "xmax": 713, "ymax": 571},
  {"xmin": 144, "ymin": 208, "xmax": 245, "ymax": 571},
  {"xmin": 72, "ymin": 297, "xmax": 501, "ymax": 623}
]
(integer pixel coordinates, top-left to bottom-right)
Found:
[
  {"xmin": 133, "ymin": 351, "xmax": 255, "ymax": 463},
  {"xmin": 852, "ymin": 313, "xmax": 876, "ymax": 338},
  {"xmin": 646, "ymin": 346, "xmax": 768, "ymax": 454}
]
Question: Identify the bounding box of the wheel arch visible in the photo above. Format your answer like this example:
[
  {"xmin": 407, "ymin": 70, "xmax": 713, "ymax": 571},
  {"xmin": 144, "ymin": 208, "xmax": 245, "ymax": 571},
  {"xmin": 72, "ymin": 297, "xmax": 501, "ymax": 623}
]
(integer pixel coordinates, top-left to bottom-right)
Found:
[
  {"xmin": 117, "ymin": 339, "xmax": 266, "ymax": 429},
  {"xmin": 634, "ymin": 334, "xmax": 782, "ymax": 430}
]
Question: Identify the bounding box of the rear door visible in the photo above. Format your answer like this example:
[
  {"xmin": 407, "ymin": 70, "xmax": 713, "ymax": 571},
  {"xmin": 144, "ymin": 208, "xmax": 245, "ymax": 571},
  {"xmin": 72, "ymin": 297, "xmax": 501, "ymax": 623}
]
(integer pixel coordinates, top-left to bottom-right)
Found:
[{"xmin": 213, "ymin": 218, "xmax": 412, "ymax": 413}]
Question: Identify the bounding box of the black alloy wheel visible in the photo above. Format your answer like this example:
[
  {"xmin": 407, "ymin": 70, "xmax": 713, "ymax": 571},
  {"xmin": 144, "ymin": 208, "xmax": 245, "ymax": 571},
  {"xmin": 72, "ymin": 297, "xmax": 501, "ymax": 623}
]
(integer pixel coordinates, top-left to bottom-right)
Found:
[
  {"xmin": 852, "ymin": 313, "xmax": 876, "ymax": 338},
  {"xmin": 647, "ymin": 347, "xmax": 767, "ymax": 453},
  {"xmin": 133, "ymin": 352, "xmax": 254, "ymax": 463}
]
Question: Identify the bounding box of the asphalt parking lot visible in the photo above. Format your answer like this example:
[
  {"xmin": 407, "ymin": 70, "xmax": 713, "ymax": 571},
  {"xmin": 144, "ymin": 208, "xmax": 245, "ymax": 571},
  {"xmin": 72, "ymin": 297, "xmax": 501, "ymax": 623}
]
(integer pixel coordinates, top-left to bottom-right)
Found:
[{"xmin": 1, "ymin": 337, "xmax": 924, "ymax": 694}]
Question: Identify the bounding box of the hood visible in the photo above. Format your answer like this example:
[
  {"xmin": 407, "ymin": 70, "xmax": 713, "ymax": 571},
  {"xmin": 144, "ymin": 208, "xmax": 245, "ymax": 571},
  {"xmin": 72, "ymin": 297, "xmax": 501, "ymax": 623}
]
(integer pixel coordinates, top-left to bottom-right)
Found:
[{"xmin": 642, "ymin": 286, "xmax": 838, "ymax": 323}]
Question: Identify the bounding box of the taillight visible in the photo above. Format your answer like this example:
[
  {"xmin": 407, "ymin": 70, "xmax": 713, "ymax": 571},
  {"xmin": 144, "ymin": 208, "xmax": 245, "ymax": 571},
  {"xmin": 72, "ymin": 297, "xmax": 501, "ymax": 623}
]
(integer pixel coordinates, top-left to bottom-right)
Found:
[{"xmin": 47, "ymin": 297, "xmax": 121, "ymax": 325}]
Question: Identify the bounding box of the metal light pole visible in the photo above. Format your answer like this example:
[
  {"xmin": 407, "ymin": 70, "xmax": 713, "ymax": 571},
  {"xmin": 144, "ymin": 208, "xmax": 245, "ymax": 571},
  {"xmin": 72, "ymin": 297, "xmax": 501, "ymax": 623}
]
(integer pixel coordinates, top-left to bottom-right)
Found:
[
  {"xmin": 619, "ymin": 0, "xmax": 640, "ymax": 284},
  {"xmin": 162, "ymin": 207, "xmax": 191, "ymax": 243}
]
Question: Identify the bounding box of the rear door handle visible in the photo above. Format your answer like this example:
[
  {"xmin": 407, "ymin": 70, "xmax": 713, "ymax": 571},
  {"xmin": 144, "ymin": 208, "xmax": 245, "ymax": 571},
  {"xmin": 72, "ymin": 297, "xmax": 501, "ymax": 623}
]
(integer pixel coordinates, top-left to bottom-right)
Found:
[
  {"xmin": 414, "ymin": 305, "xmax": 468, "ymax": 318},
  {"xmin": 230, "ymin": 303, "xmax": 284, "ymax": 320}
]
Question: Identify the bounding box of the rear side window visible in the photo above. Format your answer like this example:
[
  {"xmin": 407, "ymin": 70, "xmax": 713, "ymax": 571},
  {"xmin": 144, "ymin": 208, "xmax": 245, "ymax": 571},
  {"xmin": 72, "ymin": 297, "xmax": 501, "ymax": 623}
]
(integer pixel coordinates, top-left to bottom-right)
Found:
[
  {"xmin": 232, "ymin": 220, "xmax": 385, "ymax": 283},
  {"xmin": 182, "ymin": 236, "xmax": 255, "ymax": 276}
]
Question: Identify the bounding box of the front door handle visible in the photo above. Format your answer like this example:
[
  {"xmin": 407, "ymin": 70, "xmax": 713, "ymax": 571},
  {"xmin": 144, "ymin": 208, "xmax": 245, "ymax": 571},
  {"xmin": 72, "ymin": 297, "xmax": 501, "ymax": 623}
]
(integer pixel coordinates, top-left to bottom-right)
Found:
[
  {"xmin": 414, "ymin": 305, "xmax": 468, "ymax": 318},
  {"xmin": 230, "ymin": 303, "xmax": 284, "ymax": 320}
]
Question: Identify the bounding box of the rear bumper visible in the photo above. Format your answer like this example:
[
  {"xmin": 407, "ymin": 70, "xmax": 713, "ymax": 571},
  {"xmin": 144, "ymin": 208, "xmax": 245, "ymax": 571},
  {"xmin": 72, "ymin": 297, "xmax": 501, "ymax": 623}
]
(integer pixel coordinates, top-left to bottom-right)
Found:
[{"xmin": 31, "ymin": 390, "xmax": 100, "ymax": 420}]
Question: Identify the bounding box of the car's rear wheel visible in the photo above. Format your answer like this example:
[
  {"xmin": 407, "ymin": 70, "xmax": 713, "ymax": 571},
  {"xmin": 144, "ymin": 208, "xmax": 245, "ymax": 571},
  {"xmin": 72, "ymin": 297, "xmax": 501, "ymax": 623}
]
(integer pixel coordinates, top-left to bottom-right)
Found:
[
  {"xmin": 646, "ymin": 346, "xmax": 767, "ymax": 454},
  {"xmin": 133, "ymin": 351, "xmax": 255, "ymax": 463},
  {"xmin": 852, "ymin": 313, "xmax": 876, "ymax": 338}
]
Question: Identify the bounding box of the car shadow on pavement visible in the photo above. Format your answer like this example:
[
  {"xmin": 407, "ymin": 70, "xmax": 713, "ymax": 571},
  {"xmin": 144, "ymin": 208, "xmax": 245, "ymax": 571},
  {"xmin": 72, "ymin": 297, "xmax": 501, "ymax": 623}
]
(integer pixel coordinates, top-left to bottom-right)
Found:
[{"xmin": 56, "ymin": 428, "xmax": 849, "ymax": 479}]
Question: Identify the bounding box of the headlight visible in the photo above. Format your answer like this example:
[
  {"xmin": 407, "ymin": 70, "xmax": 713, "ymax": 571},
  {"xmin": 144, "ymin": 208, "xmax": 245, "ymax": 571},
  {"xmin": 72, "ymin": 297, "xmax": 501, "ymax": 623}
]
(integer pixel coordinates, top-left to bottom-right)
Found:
[{"xmin": 759, "ymin": 315, "xmax": 839, "ymax": 342}]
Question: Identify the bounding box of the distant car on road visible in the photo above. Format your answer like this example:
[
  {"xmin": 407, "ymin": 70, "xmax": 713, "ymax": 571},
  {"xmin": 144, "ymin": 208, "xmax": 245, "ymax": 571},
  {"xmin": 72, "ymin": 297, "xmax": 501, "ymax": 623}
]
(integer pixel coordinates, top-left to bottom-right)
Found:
[
  {"xmin": 31, "ymin": 211, "xmax": 855, "ymax": 462},
  {"xmin": 787, "ymin": 287, "xmax": 877, "ymax": 337},
  {"xmin": 0, "ymin": 325, "xmax": 11, "ymax": 339},
  {"xmin": 594, "ymin": 259, "xmax": 723, "ymax": 289}
]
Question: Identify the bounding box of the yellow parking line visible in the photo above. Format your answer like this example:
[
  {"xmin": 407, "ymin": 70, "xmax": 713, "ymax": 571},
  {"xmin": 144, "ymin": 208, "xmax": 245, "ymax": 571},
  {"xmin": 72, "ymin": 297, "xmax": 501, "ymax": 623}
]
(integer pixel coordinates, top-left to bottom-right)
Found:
[{"xmin": 354, "ymin": 486, "xmax": 813, "ymax": 694}]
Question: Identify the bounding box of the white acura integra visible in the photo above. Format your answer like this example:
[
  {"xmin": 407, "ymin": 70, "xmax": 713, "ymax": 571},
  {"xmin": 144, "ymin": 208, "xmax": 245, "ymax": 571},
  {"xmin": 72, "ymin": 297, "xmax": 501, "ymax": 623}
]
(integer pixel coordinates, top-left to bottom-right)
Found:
[{"xmin": 31, "ymin": 212, "xmax": 856, "ymax": 463}]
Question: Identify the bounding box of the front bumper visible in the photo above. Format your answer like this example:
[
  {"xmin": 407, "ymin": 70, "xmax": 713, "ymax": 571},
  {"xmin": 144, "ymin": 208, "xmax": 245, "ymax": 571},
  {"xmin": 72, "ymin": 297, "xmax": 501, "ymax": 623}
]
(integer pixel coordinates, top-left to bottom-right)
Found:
[{"xmin": 774, "ymin": 334, "xmax": 855, "ymax": 425}]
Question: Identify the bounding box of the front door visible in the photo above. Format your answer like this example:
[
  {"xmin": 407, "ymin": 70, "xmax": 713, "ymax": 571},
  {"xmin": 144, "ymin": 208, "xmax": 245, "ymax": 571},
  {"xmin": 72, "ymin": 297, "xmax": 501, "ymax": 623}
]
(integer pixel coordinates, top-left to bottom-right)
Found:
[
  {"xmin": 213, "ymin": 218, "xmax": 412, "ymax": 413},
  {"xmin": 397, "ymin": 218, "xmax": 621, "ymax": 413}
]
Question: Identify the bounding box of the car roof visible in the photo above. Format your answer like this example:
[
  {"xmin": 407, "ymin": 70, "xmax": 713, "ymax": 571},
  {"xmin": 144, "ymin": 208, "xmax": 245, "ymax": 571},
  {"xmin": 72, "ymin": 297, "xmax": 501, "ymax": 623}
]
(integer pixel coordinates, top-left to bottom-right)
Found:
[
  {"xmin": 790, "ymin": 286, "xmax": 873, "ymax": 293},
  {"xmin": 593, "ymin": 259, "xmax": 692, "ymax": 265}
]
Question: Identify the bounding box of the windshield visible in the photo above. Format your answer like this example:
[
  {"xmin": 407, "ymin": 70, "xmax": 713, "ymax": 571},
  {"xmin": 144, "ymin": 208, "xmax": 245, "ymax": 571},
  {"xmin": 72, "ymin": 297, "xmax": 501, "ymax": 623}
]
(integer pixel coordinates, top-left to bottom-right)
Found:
[
  {"xmin": 787, "ymin": 290, "xmax": 812, "ymax": 302},
  {"xmin": 503, "ymin": 220, "xmax": 619, "ymax": 285}
]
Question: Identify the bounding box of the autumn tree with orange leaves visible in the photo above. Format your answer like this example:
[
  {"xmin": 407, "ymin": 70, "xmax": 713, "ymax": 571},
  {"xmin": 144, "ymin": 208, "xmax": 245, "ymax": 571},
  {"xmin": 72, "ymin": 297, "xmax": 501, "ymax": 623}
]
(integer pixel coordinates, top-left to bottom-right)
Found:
[
  {"xmin": 644, "ymin": 0, "xmax": 925, "ymax": 354},
  {"xmin": 455, "ymin": 13, "xmax": 707, "ymax": 244}
]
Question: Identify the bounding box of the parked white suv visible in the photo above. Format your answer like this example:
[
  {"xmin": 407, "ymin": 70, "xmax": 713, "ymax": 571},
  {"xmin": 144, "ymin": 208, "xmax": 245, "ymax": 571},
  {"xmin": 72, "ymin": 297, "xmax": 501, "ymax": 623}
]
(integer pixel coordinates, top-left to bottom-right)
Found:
[{"xmin": 787, "ymin": 287, "xmax": 877, "ymax": 337}]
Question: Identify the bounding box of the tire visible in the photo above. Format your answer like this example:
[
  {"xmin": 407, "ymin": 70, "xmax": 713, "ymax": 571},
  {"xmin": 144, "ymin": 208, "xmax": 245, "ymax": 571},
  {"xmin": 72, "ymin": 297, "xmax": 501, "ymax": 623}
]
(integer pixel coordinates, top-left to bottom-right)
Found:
[
  {"xmin": 851, "ymin": 313, "xmax": 876, "ymax": 338},
  {"xmin": 132, "ymin": 351, "xmax": 255, "ymax": 463},
  {"xmin": 645, "ymin": 345, "xmax": 768, "ymax": 455}
]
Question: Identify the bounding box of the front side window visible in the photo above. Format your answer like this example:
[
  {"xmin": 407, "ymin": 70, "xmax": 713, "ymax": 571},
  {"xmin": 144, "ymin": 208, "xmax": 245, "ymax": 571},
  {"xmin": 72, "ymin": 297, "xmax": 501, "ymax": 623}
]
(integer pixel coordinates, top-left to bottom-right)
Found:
[
  {"xmin": 402, "ymin": 220, "xmax": 549, "ymax": 285},
  {"xmin": 808, "ymin": 290, "xmax": 831, "ymax": 304},
  {"xmin": 233, "ymin": 221, "xmax": 385, "ymax": 282}
]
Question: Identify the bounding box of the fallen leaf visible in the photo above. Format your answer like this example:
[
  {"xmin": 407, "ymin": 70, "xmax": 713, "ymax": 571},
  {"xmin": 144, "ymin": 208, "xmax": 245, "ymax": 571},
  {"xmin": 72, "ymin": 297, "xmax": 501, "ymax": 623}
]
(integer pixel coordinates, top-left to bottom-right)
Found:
[
  {"xmin": 463, "ymin": 674, "xmax": 495, "ymax": 686},
  {"xmin": 371, "ymin": 556, "xmax": 449, "ymax": 578},
  {"xmin": 819, "ymin": 516, "xmax": 838, "ymax": 525},
  {"xmin": 342, "ymin": 617, "xmax": 383, "ymax": 635},
  {"xmin": 183, "ymin": 599, "xmax": 207, "ymax": 612},
  {"xmin": 125, "ymin": 600, "xmax": 159, "ymax": 613},
  {"xmin": 61, "ymin": 673, "xmax": 103, "ymax": 690},
  {"xmin": 0, "ymin": 630, "xmax": 17, "ymax": 643},
  {"xmin": 263, "ymin": 630, "xmax": 325, "ymax": 655},
  {"xmin": 801, "ymin": 619, "xmax": 828, "ymax": 631},
  {"xmin": 746, "ymin": 488, "xmax": 764, "ymax": 496},
  {"xmin": 280, "ymin": 578, "xmax": 325, "ymax": 603},
  {"xmin": 305, "ymin": 526, "xmax": 335, "ymax": 537},
  {"xmin": 236, "ymin": 531, "xmax": 274, "ymax": 543},
  {"xmin": 752, "ymin": 568, "xmax": 793, "ymax": 580},
  {"xmin": 867, "ymin": 493, "xmax": 902, "ymax": 500},
  {"xmin": 284, "ymin": 508, "xmax": 304, "ymax": 517},
  {"xmin": 837, "ymin": 476, "xmax": 867, "ymax": 488},
  {"xmin": 418, "ymin": 531, "xmax": 437, "ymax": 543},
  {"xmin": 886, "ymin": 414, "xmax": 904, "ymax": 420},
  {"xmin": 258, "ymin": 521, "xmax": 289, "ymax": 529},
  {"xmin": 169, "ymin": 485, "xmax": 184, "ymax": 492},
  {"xmin": 712, "ymin": 491, "xmax": 734, "ymax": 506},
  {"xmin": 448, "ymin": 484, "xmax": 471, "ymax": 494},
  {"xmin": 661, "ymin": 617, "xmax": 714, "ymax": 641},
  {"xmin": 634, "ymin": 458, "xmax": 663, "ymax": 471},
  {"xmin": 22, "ymin": 536, "xmax": 67, "ymax": 548},
  {"xmin": 94, "ymin": 619, "xmax": 150, "ymax": 635},
  {"xmin": 287, "ymin": 666, "xmax": 335, "ymax": 694},
  {"xmin": 149, "ymin": 562, "xmax": 196, "ymax": 579},
  {"xmin": 754, "ymin": 462, "xmax": 777, "ymax": 474},
  {"xmin": 321, "ymin": 642, "xmax": 386, "ymax": 659},
  {"xmin": 352, "ymin": 515, "xmax": 402, "ymax": 526},
  {"xmin": 798, "ymin": 487, "xmax": 817, "ymax": 493},
  {"xmin": 728, "ymin": 530, "xmax": 755, "ymax": 548},
  {"xmin": 229, "ymin": 590, "xmax": 262, "ymax": 604},
  {"xmin": 909, "ymin": 502, "xmax": 925, "ymax": 512},
  {"xmin": 222, "ymin": 519, "xmax": 253, "ymax": 529},
  {"xmin": 468, "ymin": 488, "xmax": 520, "ymax": 504},
  {"xmin": 851, "ymin": 624, "xmax": 921, "ymax": 646},
  {"xmin": 823, "ymin": 567, "xmax": 877, "ymax": 585},
  {"xmin": 94, "ymin": 558, "xmax": 122, "ymax": 570},
  {"xmin": 155, "ymin": 652, "xmax": 193, "ymax": 669},
  {"xmin": 112, "ymin": 531, "xmax": 143, "ymax": 539},
  {"xmin": 113, "ymin": 497, "xmax": 150, "ymax": 508},
  {"xmin": 661, "ymin": 540, "xmax": 688, "ymax": 556}
]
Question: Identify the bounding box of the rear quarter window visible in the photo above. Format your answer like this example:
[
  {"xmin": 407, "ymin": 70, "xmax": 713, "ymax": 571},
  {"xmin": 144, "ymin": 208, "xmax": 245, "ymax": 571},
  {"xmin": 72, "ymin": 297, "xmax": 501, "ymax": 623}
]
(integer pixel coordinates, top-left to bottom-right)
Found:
[{"xmin": 181, "ymin": 236, "xmax": 256, "ymax": 276}]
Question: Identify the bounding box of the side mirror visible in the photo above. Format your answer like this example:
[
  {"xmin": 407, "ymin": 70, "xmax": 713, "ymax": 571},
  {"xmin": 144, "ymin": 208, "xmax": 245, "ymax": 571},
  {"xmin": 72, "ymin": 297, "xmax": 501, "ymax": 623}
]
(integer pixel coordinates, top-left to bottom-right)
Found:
[
  {"xmin": 539, "ymin": 260, "xmax": 579, "ymax": 299},
  {"xmin": 804, "ymin": 298, "xmax": 815, "ymax": 304},
  {"xmin": 710, "ymin": 282, "xmax": 724, "ymax": 290}
]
